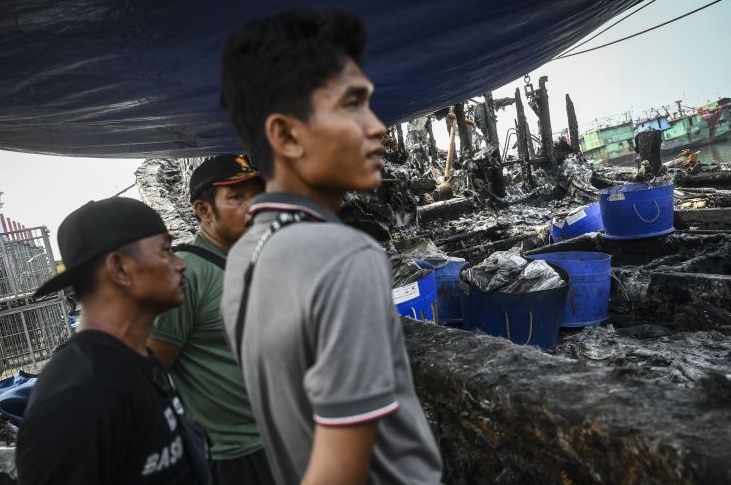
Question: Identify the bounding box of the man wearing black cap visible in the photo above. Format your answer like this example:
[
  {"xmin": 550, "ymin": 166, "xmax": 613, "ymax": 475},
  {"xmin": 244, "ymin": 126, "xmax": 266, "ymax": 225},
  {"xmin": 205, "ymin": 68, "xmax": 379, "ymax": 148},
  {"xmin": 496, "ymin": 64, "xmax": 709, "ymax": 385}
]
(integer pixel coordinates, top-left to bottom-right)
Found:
[
  {"xmin": 147, "ymin": 154, "xmax": 271, "ymax": 485},
  {"xmin": 16, "ymin": 197, "xmax": 204, "ymax": 484}
]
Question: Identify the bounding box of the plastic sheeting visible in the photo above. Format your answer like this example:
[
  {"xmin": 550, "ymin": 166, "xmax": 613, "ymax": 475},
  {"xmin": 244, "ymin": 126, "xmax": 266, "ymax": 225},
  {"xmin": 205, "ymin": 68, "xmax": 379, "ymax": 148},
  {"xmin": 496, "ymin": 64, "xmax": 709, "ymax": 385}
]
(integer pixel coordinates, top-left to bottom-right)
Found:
[
  {"xmin": 461, "ymin": 247, "xmax": 565, "ymax": 293},
  {"xmin": 0, "ymin": 0, "xmax": 642, "ymax": 159},
  {"xmin": 0, "ymin": 371, "xmax": 36, "ymax": 426}
]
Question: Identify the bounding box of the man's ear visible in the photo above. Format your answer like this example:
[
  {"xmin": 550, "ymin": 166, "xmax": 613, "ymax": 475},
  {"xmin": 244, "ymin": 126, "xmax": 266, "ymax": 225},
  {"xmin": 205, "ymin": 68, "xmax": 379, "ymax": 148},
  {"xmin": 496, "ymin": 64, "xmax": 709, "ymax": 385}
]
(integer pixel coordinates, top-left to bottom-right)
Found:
[
  {"xmin": 104, "ymin": 252, "xmax": 134, "ymax": 288},
  {"xmin": 193, "ymin": 199, "xmax": 214, "ymax": 223},
  {"xmin": 265, "ymin": 113, "xmax": 304, "ymax": 160}
]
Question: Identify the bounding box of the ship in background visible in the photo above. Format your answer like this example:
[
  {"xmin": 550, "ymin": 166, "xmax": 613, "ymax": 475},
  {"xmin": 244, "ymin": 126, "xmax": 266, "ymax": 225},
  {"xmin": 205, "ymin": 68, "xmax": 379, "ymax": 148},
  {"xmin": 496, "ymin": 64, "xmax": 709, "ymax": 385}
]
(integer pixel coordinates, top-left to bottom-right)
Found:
[
  {"xmin": 658, "ymin": 98, "xmax": 731, "ymax": 154},
  {"xmin": 578, "ymin": 113, "xmax": 636, "ymax": 166},
  {"xmin": 579, "ymin": 98, "xmax": 731, "ymax": 165}
]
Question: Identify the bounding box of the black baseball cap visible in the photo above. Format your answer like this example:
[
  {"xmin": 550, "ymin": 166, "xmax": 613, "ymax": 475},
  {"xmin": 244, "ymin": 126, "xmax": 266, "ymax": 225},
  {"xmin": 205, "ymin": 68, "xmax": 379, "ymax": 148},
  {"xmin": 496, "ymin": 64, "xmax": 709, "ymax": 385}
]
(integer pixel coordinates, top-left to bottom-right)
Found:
[
  {"xmin": 34, "ymin": 197, "xmax": 168, "ymax": 297},
  {"xmin": 189, "ymin": 154, "xmax": 262, "ymax": 203}
]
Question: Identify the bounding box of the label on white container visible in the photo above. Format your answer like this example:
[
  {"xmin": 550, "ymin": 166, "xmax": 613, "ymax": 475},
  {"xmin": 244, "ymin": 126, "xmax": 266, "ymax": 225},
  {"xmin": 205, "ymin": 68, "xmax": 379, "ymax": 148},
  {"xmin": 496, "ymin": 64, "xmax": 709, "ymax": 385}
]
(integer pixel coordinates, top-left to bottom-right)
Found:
[
  {"xmin": 565, "ymin": 209, "xmax": 587, "ymax": 226},
  {"xmin": 393, "ymin": 282, "xmax": 420, "ymax": 304}
]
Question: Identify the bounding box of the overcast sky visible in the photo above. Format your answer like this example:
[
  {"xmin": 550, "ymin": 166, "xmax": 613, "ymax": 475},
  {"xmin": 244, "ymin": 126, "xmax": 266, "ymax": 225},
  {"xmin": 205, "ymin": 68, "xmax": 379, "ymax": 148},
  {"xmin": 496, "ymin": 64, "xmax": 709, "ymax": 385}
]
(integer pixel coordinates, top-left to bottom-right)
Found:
[{"xmin": 0, "ymin": 0, "xmax": 728, "ymax": 258}]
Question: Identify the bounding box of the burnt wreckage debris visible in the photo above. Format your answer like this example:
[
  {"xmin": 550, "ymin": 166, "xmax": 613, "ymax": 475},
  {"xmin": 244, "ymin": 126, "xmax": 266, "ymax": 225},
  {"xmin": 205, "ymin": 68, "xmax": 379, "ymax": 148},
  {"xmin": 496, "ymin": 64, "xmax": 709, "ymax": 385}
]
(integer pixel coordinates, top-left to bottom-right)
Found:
[{"xmin": 137, "ymin": 82, "xmax": 731, "ymax": 483}]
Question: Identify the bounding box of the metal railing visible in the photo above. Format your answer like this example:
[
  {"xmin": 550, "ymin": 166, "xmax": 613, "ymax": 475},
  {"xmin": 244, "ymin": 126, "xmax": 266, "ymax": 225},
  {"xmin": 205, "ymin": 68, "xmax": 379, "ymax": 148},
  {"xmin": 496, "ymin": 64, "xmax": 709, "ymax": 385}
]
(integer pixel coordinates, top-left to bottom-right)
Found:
[{"xmin": 0, "ymin": 226, "xmax": 71, "ymax": 377}]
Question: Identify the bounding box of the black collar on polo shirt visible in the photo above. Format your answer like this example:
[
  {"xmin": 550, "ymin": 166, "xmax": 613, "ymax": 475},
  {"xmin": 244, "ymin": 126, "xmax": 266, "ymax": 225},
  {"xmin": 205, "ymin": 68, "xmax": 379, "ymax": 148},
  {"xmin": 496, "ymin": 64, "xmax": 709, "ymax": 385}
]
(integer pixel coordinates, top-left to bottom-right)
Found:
[{"xmin": 248, "ymin": 192, "xmax": 341, "ymax": 223}]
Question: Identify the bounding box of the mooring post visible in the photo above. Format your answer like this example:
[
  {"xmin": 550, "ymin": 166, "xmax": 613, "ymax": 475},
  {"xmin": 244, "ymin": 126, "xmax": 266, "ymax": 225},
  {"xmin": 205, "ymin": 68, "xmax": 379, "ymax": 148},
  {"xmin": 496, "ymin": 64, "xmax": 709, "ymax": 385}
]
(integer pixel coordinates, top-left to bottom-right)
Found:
[
  {"xmin": 514, "ymin": 88, "xmax": 533, "ymax": 190},
  {"xmin": 566, "ymin": 94, "xmax": 580, "ymax": 153}
]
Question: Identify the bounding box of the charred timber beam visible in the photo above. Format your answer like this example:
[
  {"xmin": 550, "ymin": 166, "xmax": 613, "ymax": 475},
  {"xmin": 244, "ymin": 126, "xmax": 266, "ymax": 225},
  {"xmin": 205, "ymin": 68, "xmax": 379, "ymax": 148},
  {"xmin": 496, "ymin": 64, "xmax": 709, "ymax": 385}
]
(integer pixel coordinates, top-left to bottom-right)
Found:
[
  {"xmin": 514, "ymin": 89, "xmax": 533, "ymax": 190},
  {"xmin": 648, "ymin": 272, "xmax": 731, "ymax": 317},
  {"xmin": 675, "ymin": 208, "xmax": 731, "ymax": 230},
  {"xmin": 635, "ymin": 130, "xmax": 663, "ymax": 175},
  {"xmin": 525, "ymin": 120, "xmax": 536, "ymax": 158},
  {"xmin": 488, "ymin": 157, "xmax": 506, "ymax": 199},
  {"xmin": 454, "ymin": 103, "xmax": 472, "ymax": 160},
  {"xmin": 566, "ymin": 94, "xmax": 580, "ymax": 153},
  {"xmin": 380, "ymin": 178, "xmax": 437, "ymax": 194},
  {"xmin": 483, "ymin": 93, "xmax": 499, "ymax": 146},
  {"xmin": 433, "ymin": 228, "xmax": 491, "ymax": 248},
  {"xmin": 425, "ymin": 116, "xmax": 438, "ymax": 162},
  {"xmin": 494, "ymin": 97, "xmax": 516, "ymax": 110},
  {"xmin": 538, "ymin": 76, "xmax": 556, "ymax": 171},
  {"xmin": 395, "ymin": 123, "xmax": 406, "ymax": 158},
  {"xmin": 528, "ymin": 76, "xmax": 556, "ymax": 171},
  {"xmin": 404, "ymin": 321, "xmax": 731, "ymax": 485},
  {"xmin": 450, "ymin": 233, "xmax": 536, "ymax": 261},
  {"xmin": 681, "ymin": 171, "xmax": 731, "ymax": 188},
  {"xmin": 417, "ymin": 197, "xmax": 474, "ymax": 225}
]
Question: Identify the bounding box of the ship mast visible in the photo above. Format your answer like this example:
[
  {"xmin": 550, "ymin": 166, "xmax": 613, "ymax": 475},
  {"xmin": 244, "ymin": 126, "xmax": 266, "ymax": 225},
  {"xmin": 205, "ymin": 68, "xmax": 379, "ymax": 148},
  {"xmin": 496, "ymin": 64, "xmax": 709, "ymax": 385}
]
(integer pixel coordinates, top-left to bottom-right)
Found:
[{"xmin": 675, "ymin": 100, "xmax": 684, "ymax": 117}]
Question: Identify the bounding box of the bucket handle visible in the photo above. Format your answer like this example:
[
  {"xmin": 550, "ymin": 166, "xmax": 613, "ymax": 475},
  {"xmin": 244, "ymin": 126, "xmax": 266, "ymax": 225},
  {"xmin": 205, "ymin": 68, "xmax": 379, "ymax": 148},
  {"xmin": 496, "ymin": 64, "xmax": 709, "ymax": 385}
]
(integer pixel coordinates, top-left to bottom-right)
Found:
[
  {"xmin": 504, "ymin": 312, "xmax": 533, "ymax": 345},
  {"xmin": 633, "ymin": 201, "xmax": 661, "ymax": 223}
]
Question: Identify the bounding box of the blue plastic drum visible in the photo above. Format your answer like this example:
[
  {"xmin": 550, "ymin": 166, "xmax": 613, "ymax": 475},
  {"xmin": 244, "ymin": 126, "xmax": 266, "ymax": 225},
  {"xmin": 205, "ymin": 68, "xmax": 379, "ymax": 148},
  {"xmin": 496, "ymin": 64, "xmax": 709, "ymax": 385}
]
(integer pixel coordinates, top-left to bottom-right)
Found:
[
  {"xmin": 460, "ymin": 265, "xmax": 569, "ymax": 351},
  {"xmin": 598, "ymin": 183, "xmax": 674, "ymax": 239},
  {"xmin": 550, "ymin": 202, "xmax": 604, "ymax": 242},
  {"xmin": 527, "ymin": 251, "xmax": 611, "ymax": 327},
  {"xmin": 394, "ymin": 270, "xmax": 438, "ymax": 323}
]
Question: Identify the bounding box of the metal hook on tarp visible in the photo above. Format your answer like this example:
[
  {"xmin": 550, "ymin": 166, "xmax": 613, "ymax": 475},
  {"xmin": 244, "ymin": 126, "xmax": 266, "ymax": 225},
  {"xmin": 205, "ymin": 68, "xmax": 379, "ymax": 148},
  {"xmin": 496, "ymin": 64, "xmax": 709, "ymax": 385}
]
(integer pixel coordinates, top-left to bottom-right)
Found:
[{"xmin": 523, "ymin": 74, "xmax": 535, "ymax": 98}]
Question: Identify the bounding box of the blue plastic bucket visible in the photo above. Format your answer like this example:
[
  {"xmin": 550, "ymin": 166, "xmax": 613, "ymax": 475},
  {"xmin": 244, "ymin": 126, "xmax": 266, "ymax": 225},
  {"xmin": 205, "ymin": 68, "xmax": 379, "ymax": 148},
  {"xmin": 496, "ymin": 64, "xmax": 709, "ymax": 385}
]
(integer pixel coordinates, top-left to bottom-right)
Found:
[
  {"xmin": 459, "ymin": 267, "xmax": 569, "ymax": 351},
  {"xmin": 550, "ymin": 202, "xmax": 604, "ymax": 242},
  {"xmin": 527, "ymin": 252, "xmax": 611, "ymax": 327},
  {"xmin": 394, "ymin": 270, "xmax": 438, "ymax": 323},
  {"xmin": 598, "ymin": 183, "xmax": 674, "ymax": 239},
  {"xmin": 433, "ymin": 257, "xmax": 466, "ymax": 325}
]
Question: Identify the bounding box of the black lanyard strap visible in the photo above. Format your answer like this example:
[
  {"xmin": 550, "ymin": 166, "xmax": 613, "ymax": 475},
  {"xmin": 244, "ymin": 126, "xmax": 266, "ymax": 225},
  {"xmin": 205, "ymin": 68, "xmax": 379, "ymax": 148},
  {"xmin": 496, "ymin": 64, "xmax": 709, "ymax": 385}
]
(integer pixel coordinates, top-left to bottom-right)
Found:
[{"xmin": 233, "ymin": 211, "xmax": 317, "ymax": 364}]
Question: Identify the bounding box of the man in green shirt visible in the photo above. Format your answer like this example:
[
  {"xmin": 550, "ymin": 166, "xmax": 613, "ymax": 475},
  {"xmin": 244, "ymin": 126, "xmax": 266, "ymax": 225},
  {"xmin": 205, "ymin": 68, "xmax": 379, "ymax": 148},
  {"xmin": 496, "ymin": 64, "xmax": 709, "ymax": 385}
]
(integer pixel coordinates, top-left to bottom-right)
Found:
[{"xmin": 147, "ymin": 154, "xmax": 272, "ymax": 485}]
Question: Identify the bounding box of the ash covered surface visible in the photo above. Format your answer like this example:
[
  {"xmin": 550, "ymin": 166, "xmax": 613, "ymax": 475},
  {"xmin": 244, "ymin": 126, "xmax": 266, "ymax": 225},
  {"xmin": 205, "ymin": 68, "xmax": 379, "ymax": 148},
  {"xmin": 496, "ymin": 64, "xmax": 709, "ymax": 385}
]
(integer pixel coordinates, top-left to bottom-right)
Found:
[
  {"xmin": 553, "ymin": 323, "xmax": 731, "ymax": 387},
  {"xmin": 135, "ymin": 108, "xmax": 731, "ymax": 483},
  {"xmin": 134, "ymin": 137, "xmax": 731, "ymax": 391},
  {"xmin": 0, "ymin": 420, "xmax": 17, "ymax": 483},
  {"xmin": 405, "ymin": 321, "xmax": 731, "ymax": 485}
]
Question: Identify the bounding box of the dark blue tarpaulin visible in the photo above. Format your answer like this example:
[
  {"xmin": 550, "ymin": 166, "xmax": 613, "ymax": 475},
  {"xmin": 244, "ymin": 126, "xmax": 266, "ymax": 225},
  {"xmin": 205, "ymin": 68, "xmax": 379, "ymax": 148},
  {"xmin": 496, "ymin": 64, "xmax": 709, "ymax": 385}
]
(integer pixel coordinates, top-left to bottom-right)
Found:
[{"xmin": 0, "ymin": 0, "xmax": 642, "ymax": 159}]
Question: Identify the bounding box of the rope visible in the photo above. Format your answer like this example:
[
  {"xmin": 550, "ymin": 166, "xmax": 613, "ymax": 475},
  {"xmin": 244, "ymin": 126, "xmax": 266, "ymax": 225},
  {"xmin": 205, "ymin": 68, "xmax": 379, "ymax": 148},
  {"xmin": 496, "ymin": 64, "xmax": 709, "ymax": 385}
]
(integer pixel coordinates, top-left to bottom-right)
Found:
[
  {"xmin": 504, "ymin": 312, "xmax": 534, "ymax": 345},
  {"xmin": 633, "ymin": 201, "xmax": 661, "ymax": 223},
  {"xmin": 525, "ymin": 312, "xmax": 533, "ymax": 345},
  {"xmin": 555, "ymin": 0, "xmax": 724, "ymax": 59},
  {"xmin": 558, "ymin": 0, "xmax": 658, "ymax": 57},
  {"xmin": 111, "ymin": 183, "xmax": 136, "ymax": 198}
]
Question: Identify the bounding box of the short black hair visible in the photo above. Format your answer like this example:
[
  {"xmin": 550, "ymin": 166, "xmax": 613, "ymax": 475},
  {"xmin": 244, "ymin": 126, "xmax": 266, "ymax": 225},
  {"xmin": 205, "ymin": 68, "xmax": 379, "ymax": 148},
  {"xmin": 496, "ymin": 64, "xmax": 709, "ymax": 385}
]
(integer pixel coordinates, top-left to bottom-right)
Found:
[
  {"xmin": 192, "ymin": 186, "xmax": 218, "ymax": 222},
  {"xmin": 72, "ymin": 242, "xmax": 141, "ymax": 299},
  {"xmin": 220, "ymin": 8, "xmax": 367, "ymax": 178}
]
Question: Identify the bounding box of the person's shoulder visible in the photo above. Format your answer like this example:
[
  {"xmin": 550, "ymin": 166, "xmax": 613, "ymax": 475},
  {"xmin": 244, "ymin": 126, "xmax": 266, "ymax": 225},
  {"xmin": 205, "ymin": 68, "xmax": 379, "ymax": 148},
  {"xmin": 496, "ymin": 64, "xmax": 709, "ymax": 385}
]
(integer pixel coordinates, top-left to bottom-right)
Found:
[
  {"xmin": 287, "ymin": 222, "xmax": 380, "ymax": 250},
  {"xmin": 50, "ymin": 332, "xmax": 140, "ymax": 384},
  {"xmin": 178, "ymin": 238, "xmax": 224, "ymax": 267},
  {"xmin": 30, "ymin": 344, "xmax": 118, "ymax": 407}
]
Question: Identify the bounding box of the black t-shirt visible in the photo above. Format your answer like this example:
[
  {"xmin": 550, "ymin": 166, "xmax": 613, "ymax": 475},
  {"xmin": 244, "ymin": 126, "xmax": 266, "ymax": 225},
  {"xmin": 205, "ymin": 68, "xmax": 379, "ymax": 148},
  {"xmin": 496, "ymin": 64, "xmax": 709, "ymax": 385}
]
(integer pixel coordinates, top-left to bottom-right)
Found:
[{"xmin": 16, "ymin": 330, "xmax": 198, "ymax": 485}]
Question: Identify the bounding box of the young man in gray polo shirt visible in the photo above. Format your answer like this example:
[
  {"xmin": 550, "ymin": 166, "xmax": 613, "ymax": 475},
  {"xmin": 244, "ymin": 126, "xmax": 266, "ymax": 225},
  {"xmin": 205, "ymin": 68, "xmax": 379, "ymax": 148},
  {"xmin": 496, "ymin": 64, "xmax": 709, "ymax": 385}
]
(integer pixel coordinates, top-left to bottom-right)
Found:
[{"xmin": 219, "ymin": 8, "xmax": 442, "ymax": 485}]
